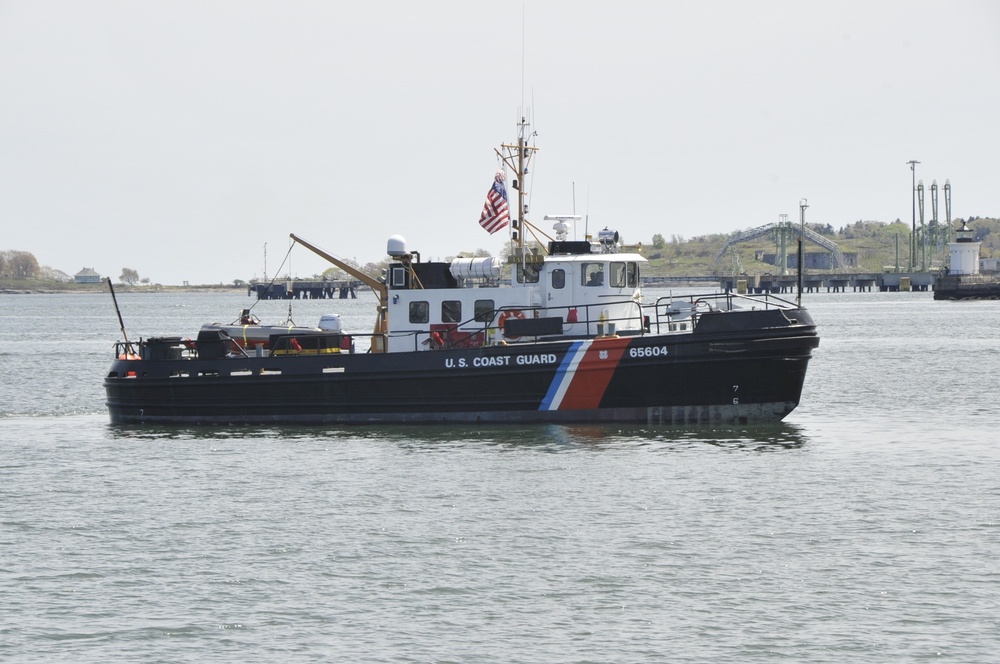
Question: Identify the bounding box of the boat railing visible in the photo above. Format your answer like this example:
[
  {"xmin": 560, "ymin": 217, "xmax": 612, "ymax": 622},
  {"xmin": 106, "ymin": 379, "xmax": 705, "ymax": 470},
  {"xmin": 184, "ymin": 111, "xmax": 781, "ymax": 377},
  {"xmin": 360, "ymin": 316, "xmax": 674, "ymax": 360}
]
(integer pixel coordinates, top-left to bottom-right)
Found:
[
  {"xmin": 113, "ymin": 340, "xmax": 142, "ymax": 360},
  {"xmin": 388, "ymin": 291, "xmax": 805, "ymax": 351},
  {"xmin": 387, "ymin": 299, "xmax": 648, "ymax": 352},
  {"xmin": 389, "ymin": 323, "xmax": 492, "ymax": 353},
  {"xmin": 486, "ymin": 300, "xmax": 647, "ymax": 341},
  {"xmin": 531, "ymin": 300, "xmax": 646, "ymax": 337},
  {"xmin": 649, "ymin": 291, "xmax": 801, "ymax": 334},
  {"xmin": 113, "ymin": 338, "xmax": 197, "ymax": 361}
]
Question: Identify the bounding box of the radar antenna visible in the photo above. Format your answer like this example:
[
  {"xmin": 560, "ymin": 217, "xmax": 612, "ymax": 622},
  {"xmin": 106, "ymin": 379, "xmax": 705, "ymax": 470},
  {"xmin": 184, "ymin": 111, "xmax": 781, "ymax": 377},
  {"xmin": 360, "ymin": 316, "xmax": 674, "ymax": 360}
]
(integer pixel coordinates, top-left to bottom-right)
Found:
[{"xmin": 544, "ymin": 214, "xmax": 581, "ymax": 242}]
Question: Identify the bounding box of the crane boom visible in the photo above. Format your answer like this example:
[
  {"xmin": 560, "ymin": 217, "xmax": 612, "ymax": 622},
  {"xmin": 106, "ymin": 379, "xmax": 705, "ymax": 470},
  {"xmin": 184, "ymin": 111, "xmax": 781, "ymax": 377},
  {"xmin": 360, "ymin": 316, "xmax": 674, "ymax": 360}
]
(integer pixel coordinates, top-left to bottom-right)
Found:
[
  {"xmin": 289, "ymin": 233, "xmax": 386, "ymax": 301},
  {"xmin": 289, "ymin": 233, "xmax": 388, "ymax": 352}
]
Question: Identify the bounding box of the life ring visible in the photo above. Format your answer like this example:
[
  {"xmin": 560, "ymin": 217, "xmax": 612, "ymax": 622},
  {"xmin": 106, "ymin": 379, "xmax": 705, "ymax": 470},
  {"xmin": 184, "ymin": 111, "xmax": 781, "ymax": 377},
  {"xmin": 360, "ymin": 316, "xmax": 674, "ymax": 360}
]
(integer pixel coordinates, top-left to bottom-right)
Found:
[{"xmin": 498, "ymin": 309, "xmax": 526, "ymax": 338}]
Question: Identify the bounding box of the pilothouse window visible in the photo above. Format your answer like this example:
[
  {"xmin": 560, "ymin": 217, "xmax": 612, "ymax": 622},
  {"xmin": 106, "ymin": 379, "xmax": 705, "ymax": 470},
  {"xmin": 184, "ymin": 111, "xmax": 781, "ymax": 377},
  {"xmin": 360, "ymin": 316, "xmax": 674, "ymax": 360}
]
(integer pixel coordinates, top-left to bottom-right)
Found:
[
  {"xmin": 442, "ymin": 300, "xmax": 462, "ymax": 323},
  {"xmin": 583, "ymin": 262, "xmax": 605, "ymax": 287},
  {"xmin": 409, "ymin": 301, "xmax": 429, "ymax": 324},
  {"xmin": 611, "ymin": 262, "xmax": 626, "ymax": 288},
  {"xmin": 474, "ymin": 299, "xmax": 495, "ymax": 323}
]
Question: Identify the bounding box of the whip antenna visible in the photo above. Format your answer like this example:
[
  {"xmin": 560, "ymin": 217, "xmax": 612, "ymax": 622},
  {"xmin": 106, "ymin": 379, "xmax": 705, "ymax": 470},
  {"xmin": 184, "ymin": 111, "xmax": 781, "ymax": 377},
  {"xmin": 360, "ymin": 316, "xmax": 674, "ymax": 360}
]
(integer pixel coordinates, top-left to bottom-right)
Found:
[{"xmin": 106, "ymin": 278, "xmax": 135, "ymax": 355}]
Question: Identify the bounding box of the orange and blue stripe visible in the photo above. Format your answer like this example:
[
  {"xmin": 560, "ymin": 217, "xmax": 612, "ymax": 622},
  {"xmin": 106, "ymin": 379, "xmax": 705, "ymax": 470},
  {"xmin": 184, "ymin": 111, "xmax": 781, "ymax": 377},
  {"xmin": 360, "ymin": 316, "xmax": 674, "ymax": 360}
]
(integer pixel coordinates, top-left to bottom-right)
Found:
[{"xmin": 540, "ymin": 337, "xmax": 631, "ymax": 411}]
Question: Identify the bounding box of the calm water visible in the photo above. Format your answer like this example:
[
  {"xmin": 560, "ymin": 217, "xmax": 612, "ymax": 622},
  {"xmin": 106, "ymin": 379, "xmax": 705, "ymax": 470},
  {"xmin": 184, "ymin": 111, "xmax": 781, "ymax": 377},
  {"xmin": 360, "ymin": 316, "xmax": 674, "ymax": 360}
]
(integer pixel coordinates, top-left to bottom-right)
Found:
[{"xmin": 1, "ymin": 289, "xmax": 998, "ymax": 662}]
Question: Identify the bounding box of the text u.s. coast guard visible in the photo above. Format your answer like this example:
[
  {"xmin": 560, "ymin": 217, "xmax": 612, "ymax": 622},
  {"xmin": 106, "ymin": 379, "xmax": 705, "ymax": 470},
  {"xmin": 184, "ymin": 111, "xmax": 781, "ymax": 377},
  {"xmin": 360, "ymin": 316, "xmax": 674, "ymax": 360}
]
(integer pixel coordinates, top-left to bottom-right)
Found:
[{"xmin": 445, "ymin": 353, "xmax": 557, "ymax": 369}]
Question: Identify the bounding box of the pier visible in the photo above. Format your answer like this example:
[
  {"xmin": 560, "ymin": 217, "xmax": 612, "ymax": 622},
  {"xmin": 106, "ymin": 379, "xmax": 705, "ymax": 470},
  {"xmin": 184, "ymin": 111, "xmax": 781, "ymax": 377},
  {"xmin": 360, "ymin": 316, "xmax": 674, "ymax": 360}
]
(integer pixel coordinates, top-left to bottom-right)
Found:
[
  {"xmin": 251, "ymin": 274, "xmax": 941, "ymax": 298},
  {"xmin": 248, "ymin": 280, "xmax": 364, "ymax": 300},
  {"xmin": 716, "ymin": 272, "xmax": 936, "ymax": 293}
]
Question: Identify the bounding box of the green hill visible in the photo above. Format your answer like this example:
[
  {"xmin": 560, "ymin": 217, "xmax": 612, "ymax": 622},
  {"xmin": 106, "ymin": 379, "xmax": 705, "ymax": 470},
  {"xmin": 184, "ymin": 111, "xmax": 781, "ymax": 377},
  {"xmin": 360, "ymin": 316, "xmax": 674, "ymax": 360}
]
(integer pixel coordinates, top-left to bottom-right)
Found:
[{"xmin": 638, "ymin": 217, "xmax": 999, "ymax": 278}]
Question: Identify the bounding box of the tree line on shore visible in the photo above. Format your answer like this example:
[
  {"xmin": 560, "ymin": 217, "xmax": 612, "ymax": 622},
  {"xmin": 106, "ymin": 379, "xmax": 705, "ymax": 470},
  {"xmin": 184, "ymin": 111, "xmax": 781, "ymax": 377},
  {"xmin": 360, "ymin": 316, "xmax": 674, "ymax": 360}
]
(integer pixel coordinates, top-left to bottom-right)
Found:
[
  {"xmin": 0, "ymin": 251, "xmax": 150, "ymax": 286},
  {"xmin": 0, "ymin": 250, "xmax": 43, "ymax": 280},
  {"xmin": 4, "ymin": 217, "xmax": 997, "ymax": 286}
]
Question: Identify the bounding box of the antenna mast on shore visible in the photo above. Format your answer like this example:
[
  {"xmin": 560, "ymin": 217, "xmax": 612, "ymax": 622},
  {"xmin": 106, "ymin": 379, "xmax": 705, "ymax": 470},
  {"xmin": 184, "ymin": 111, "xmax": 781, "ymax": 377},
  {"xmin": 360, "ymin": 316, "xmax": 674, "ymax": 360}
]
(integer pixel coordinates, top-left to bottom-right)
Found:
[{"xmin": 798, "ymin": 199, "xmax": 808, "ymax": 307}]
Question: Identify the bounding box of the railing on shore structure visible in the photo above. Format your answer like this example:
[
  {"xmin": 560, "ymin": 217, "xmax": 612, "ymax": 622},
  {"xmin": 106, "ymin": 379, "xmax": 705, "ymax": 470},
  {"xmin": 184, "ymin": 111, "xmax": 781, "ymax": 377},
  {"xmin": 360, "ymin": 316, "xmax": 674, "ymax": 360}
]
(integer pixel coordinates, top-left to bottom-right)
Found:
[{"xmin": 248, "ymin": 280, "xmax": 365, "ymax": 300}]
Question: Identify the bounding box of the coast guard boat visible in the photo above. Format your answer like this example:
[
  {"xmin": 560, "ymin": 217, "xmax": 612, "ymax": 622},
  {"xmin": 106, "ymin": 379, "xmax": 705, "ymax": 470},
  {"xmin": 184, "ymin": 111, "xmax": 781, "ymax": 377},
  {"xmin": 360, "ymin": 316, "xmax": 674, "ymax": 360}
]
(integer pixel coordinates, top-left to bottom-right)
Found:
[{"xmin": 104, "ymin": 117, "xmax": 819, "ymax": 425}]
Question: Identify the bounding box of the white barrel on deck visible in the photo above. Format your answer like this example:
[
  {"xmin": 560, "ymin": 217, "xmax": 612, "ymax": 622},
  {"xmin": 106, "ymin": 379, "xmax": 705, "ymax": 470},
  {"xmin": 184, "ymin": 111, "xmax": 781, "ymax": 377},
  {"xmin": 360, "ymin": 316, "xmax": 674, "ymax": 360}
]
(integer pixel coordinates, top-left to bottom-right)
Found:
[{"xmin": 449, "ymin": 256, "xmax": 501, "ymax": 280}]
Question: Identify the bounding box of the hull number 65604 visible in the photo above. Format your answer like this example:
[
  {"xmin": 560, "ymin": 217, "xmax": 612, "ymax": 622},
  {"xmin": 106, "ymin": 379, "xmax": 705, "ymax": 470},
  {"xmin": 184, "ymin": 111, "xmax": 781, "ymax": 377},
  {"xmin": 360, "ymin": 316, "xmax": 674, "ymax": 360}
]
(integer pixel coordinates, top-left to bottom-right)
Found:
[{"xmin": 630, "ymin": 346, "xmax": 669, "ymax": 358}]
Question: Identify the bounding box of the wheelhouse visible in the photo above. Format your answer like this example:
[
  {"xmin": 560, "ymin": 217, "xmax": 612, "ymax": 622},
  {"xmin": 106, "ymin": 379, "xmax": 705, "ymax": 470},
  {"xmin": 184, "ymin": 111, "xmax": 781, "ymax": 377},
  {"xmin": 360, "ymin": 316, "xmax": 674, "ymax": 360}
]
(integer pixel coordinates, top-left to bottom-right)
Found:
[{"xmin": 383, "ymin": 237, "xmax": 646, "ymax": 353}]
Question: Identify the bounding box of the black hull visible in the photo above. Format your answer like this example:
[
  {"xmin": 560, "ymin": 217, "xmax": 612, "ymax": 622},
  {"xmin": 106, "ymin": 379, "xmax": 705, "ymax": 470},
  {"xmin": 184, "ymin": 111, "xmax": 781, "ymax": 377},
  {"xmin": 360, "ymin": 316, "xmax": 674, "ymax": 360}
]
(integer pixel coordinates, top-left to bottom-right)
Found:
[
  {"xmin": 933, "ymin": 288, "xmax": 1000, "ymax": 300},
  {"xmin": 933, "ymin": 276, "xmax": 1000, "ymax": 300},
  {"xmin": 105, "ymin": 309, "xmax": 819, "ymax": 426}
]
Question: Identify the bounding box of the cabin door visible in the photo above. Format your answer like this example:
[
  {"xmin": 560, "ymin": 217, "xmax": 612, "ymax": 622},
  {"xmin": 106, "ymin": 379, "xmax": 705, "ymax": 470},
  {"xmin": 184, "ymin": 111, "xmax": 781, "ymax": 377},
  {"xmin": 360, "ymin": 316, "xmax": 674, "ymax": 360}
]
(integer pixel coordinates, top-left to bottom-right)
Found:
[{"xmin": 544, "ymin": 265, "xmax": 588, "ymax": 335}]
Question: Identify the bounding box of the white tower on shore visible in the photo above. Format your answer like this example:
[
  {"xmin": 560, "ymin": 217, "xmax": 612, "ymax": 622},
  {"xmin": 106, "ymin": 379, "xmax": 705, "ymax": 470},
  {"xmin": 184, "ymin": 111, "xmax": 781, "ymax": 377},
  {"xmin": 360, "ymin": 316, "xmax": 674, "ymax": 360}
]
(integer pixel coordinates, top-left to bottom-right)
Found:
[{"xmin": 947, "ymin": 221, "xmax": 981, "ymax": 275}]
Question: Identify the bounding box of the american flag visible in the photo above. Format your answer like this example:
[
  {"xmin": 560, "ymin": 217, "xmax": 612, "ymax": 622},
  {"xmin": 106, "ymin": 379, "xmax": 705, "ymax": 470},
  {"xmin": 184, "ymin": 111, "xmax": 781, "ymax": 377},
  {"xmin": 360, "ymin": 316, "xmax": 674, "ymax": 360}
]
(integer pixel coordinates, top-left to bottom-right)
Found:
[{"xmin": 478, "ymin": 169, "xmax": 510, "ymax": 234}]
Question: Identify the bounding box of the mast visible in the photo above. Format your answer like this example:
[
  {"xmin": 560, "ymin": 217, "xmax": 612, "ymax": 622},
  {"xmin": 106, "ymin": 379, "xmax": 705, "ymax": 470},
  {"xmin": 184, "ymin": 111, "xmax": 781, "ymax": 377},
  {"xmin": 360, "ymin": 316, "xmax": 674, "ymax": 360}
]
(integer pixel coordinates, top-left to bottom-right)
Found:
[
  {"xmin": 496, "ymin": 115, "xmax": 538, "ymax": 256},
  {"xmin": 517, "ymin": 119, "xmax": 526, "ymax": 252}
]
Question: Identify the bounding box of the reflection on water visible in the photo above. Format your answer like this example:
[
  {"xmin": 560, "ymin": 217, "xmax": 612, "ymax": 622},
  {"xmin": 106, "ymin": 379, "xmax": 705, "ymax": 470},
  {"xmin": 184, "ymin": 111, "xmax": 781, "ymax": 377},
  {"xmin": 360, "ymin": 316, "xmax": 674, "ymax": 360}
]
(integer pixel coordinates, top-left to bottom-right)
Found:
[
  {"xmin": 556, "ymin": 422, "xmax": 808, "ymax": 450},
  {"xmin": 106, "ymin": 420, "xmax": 809, "ymax": 452}
]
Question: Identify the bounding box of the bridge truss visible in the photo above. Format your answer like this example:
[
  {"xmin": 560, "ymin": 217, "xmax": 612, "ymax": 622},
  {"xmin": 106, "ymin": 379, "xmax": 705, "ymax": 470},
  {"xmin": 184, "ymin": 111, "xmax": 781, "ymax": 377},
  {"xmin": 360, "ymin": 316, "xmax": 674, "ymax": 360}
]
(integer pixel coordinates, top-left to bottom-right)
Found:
[{"xmin": 714, "ymin": 222, "xmax": 849, "ymax": 272}]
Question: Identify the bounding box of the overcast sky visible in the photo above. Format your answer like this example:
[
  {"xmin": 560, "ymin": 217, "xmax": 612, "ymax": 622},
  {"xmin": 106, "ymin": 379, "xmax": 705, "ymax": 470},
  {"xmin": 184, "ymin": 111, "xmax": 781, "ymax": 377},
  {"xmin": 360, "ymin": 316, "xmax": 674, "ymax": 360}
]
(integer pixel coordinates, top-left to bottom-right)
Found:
[{"xmin": 2, "ymin": 1, "xmax": 998, "ymax": 284}]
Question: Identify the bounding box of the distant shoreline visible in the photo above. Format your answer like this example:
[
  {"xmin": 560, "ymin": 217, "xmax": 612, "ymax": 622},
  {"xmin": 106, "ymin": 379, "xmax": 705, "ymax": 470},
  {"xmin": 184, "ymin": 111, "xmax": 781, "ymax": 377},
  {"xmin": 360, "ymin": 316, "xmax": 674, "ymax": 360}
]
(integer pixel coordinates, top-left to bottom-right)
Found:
[{"xmin": 0, "ymin": 284, "xmax": 245, "ymax": 295}]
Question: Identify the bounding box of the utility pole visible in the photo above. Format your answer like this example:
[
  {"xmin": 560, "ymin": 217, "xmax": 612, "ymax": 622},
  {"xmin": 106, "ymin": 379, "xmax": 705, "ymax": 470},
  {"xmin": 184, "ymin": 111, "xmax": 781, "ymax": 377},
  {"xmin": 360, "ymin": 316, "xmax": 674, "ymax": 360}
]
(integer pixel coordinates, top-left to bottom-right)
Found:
[
  {"xmin": 906, "ymin": 160, "xmax": 920, "ymax": 271},
  {"xmin": 778, "ymin": 213, "xmax": 789, "ymax": 275},
  {"xmin": 917, "ymin": 180, "xmax": 926, "ymax": 271},
  {"xmin": 797, "ymin": 199, "xmax": 808, "ymax": 307}
]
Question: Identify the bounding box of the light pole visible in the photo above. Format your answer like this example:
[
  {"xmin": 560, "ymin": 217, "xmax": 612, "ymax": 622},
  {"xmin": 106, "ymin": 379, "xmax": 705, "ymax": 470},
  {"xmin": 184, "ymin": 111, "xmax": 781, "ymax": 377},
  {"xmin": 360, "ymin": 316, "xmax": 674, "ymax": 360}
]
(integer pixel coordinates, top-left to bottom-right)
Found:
[
  {"xmin": 798, "ymin": 198, "xmax": 808, "ymax": 307},
  {"xmin": 906, "ymin": 160, "xmax": 920, "ymax": 271}
]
